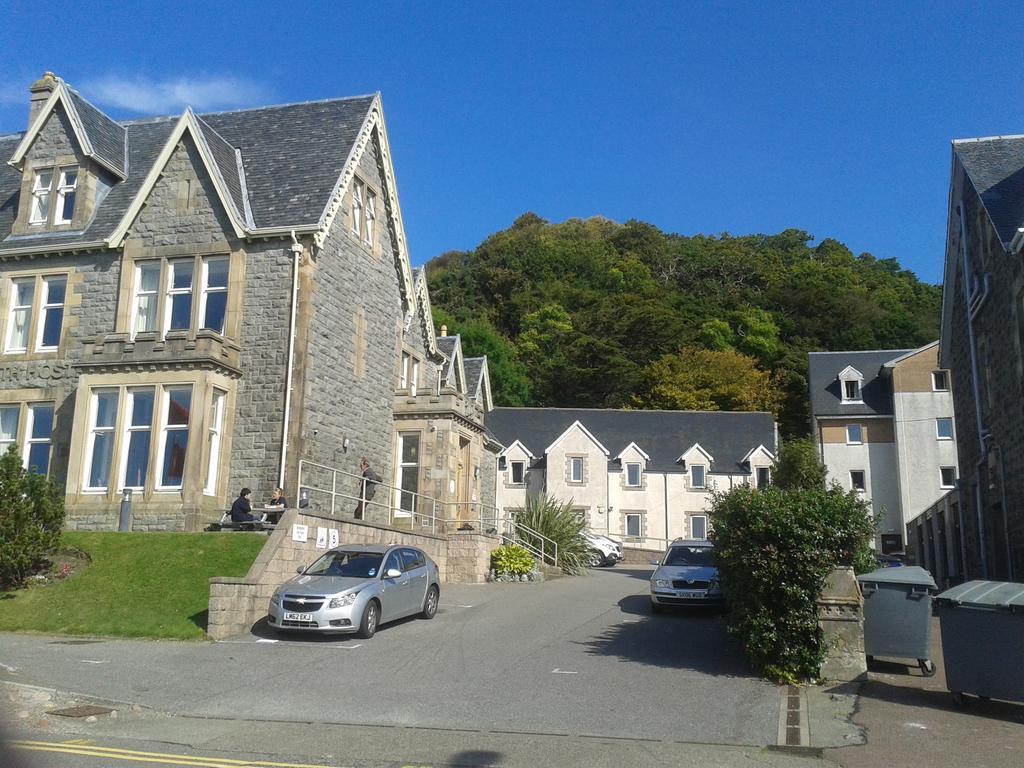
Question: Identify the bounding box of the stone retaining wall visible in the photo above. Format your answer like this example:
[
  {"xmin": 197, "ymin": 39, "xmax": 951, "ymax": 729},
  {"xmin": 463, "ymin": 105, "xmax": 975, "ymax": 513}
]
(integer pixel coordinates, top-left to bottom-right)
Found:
[{"xmin": 207, "ymin": 508, "xmax": 498, "ymax": 639}]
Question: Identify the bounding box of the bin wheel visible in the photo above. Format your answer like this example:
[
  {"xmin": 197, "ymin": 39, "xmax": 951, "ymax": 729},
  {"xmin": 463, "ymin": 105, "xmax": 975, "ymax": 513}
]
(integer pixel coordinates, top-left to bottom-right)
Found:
[
  {"xmin": 951, "ymin": 692, "xmax": 966, "ymax": 709},
  {"xmin": 918, "ymin": 659, "xmax": 936, "ymax": 677}
]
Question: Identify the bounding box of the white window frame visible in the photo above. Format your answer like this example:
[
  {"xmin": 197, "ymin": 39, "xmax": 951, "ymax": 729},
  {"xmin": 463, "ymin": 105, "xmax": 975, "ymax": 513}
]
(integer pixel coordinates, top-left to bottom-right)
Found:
[
  {"xmin": 624, "ymin": 513, "xmax": 642, "ymax": 539},
  {"xmin": 625, "ymin": 462, "xmax": 642, "ymax": 487},
  {"xmin": 690, "ymin": 464, "xmax": 707, "ymax": 489},
  {"xmin": 510, "ymin": 460, "xmax": 525, "ymax": 485},
  {"xmin": 842, "ymin": 379, "xmax": 861, "ymax": 402},
  {"xmin": 163, "ymin": 259, "xmax": 194, "ymax": 335},
  {"xmin": 23, "ymin": 403, "xmax": 54, "ymax": 476},
  {"xmin": 155, "ymin": 386, "xmax": 193, "ymax": 491},
  {"xmin": 932, "ymin": 371, "xmax": 949, "ymax": 392},
  {"xmin": 940, "ymin": 466, "xmax": 956, "ymax": 489},
  {"xmin": 204, "ymin": 388, "xmax": 226, "ymax": 496},
  {"xmin": 410, "ymin": 358, "xmax": 419, "ymax": 397},
  {"xmin": 54, "ymin": 167, "xmax": 78, "ymax": 225},
  {"xmin": 5, "ymin": 277, "xmax": 35, "ymax": 353},
  {"xmin": 364, "ymin": 188, "xmax": 376, "ymax": 247},
  {"xmin": 850, "ymin": 469, "xmax": 866, "ymax": 492},
  {"xmin": 29, "ymin": 167, "xmax": 53, "ymax": 225},
  {"xmin": 936, "ymin": 417, "xmax": 954, "ymax": 441},
  {"xmin": 35, "ymin": 275, "xmax": 66, "ymax": 352},
  {"xmin": 846, "ymin": 424, "xmax": 863, "ymax": 445},
  {"xmin": 395, "ymin": 431, "xmax": 420, "ymax": 518},
  {"xmin": 120, "ymin": 387, "xmax": 156, "ymax": 492},
  {"xmin": 198, "ymin": 256, "xmax": 228, "ymax": 334},
  {"xmin": 400, "ymin": 352, "xmax": 420, "ymax": 396},
  {"xmin": 132, "ymin": 261, "xmax": 161, "ymax": 337},
  {"xmin": 690, "ymin": 514, "xmax": 708, "ymax": 540},
  {"xmin": 0, "ymin": 404, "xmax": 20, "ymax": 454},
  {"xmin": 570, "ymin": 456, "xmax": 584, "ymax": 483},
  {"xmin": 351, "ymin": 180, "xmax": 364, "ymax": 237},
  {"xmin": 83, "ymin": 389, "xmax": 119, "ymax": 492}
]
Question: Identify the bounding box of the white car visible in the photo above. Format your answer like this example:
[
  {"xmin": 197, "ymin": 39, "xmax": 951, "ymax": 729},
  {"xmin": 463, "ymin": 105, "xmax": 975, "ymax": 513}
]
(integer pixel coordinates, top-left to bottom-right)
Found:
[{"xmin": 585, "ymin": 533, "xmax": 622, "ymax": 567}]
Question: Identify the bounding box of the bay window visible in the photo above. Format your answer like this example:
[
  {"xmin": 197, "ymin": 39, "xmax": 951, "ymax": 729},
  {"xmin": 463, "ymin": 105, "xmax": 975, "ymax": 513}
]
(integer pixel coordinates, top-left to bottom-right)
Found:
[
  {"xmin": 166, "ymin": 260, "xmax": 193, "ymax": 331},
  {"xmin": 200, "ymin": 257, "xmax": 228, "ymax": 333},
  {"xmin": 85, "ymin": 390, "xmax": 118, "ymax": 491},
  {"xmin": 204, "ymin": 389, "xmax": 225, "ymax": 495},
  {"xmin": 133, "ymin": 263, "xmax": 160, "ymax": 335},
  {"xmin": 130, "ymin": 255, "xmax": 233, "ymax": 338},
  {"xmin": 158, "ymin": 388, "xmax": 192, "ymax": 489},
  {"xmin": 122, "ymin": 388, "xmax": 155, "ymax": 490}
]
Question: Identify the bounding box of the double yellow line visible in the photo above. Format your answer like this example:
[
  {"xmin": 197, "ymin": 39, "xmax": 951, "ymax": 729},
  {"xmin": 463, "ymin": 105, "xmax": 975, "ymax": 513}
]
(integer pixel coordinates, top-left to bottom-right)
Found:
[{"xmin": 10, "ymin": 740, "xmax": 342, "ymax": 768}]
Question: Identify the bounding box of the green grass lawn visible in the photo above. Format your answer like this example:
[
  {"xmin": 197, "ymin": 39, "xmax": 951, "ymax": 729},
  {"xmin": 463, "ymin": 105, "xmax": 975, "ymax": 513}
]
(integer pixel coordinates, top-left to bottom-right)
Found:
[{"xmin": 0, "ymin": 532, "xmax": 266, "ymax": 640}]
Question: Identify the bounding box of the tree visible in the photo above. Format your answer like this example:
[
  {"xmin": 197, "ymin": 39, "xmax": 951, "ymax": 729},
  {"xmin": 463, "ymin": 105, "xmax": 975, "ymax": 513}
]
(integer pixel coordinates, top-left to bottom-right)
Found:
[
  {"xmin": 0, "ymin": 446, "xmax": 66, "ymax": 589},
  {"xmin": 634, "ymin": 347, "xmax": 783, "ymax": 414},
  {"xmin": 772, "ymin": 437, "xmax": 828, "ymax": 490}
]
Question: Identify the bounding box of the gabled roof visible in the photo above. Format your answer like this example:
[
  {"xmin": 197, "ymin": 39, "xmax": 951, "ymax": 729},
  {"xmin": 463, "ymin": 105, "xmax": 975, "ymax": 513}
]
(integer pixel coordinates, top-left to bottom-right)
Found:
[
  {"xmin": 487, "ymin": 408, "xmax": 775, "ymax": 474},
  {"xmin": 952, "ymin": 136, "xmax": 1024, "ymax": 248},
  {"xmin": 9, "ymin": 78, "xmax": 127, "ymax": 178},
  {"xmin": 808, "ymin": 349, "xmax": 913, "ymax": 418},
  {"xmin": 411, "ymin": 269, "xmax": 440, "ymax": 358},
  {"xmin": 436, "ymin": 335, "xmax": 466, "ymax": 392},
  {"xmin": 463, "ymin": 356, "xmax": 493, "ymax": 411},
  {"xmin": 615, "ymin": 442, "xmax": 650, "ymax": 462},
  {"xmin": 499, "ymin": 439, "xmax": 535, "ymax": 459},
  {"xmin": 837, "ymin": 365, "xmax": 863, "ymax": 381},
  {"xmin": 678, "ymin": 443, "xmax": 714, "ymax": 464},
  {"xmin": 742, "ymin": 444, "xmax": 775, "ymax": 463},
  {"xmin": 545, "ymin": 419, "xmax": 611, "ymax": 457}
]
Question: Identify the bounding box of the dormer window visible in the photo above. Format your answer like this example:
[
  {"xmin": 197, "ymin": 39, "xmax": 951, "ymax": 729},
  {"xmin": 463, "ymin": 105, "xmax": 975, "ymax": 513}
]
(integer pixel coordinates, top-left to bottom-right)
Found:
[
  {"xmin": 28, "ymin": 166, "xmax": 78, "ymax": 227},
  {"xmin": 625, "ymin": 462, "xmax": 642, "ymax": 487},
  {"xmin": 838, "ymin": 366, "xmax": 864, "ymax": 404},
  {"xmin": 510, "ymin": 460, "xmax": 525, "ymax": 485},
  {"xmin": 690, "ymin": 464, "xmax": 706, "ymax": 489}
]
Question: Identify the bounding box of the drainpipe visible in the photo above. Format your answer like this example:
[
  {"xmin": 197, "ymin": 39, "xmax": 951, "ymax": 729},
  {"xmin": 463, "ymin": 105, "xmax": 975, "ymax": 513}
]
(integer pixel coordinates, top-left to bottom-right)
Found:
[
  {"xmin": 958, "ymin": 204, "xmax": 989, "ymax": 578},
  {"xmin": 996, "ymin": 444, "xmax": 1014, "ymax": 581},
  {"xmin": 279, "ymin": 231, "xmax": 302, "ymax": 489},
  {"xmin": 663, "ymin": 472, "xmax": 669, "ymax": 543}
]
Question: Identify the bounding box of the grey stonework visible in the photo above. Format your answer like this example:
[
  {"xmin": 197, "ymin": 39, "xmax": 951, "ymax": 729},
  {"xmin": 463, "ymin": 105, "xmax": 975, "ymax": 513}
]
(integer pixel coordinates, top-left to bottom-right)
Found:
[
  {"xmin": 28, "ymin": 103, "xmax": 82, "ymax": 164},
  {"xmin": 945, "ymin": 159, "xmax": 1024, "ymax": 581}
]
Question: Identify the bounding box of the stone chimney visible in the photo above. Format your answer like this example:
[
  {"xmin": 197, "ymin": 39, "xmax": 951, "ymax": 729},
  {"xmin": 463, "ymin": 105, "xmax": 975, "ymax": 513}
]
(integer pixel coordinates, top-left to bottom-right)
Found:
[
  {"xmin": 29, "ymin": 71, "xmax": 58, "ymax": 127},
  {"xmin": 440, "ymin": 325, "xmax": 448, "ymax": 336}
]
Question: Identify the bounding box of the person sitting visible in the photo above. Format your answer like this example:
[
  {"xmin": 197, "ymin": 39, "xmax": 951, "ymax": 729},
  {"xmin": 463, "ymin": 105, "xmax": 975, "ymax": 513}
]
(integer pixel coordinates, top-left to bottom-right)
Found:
[
  {"xmin": 230, "ymin": 488, "xmax": 256, "ymax": 523},
  {"xmin": 267, "ymin": 487, "xmax": 288, "ymax": 509}
]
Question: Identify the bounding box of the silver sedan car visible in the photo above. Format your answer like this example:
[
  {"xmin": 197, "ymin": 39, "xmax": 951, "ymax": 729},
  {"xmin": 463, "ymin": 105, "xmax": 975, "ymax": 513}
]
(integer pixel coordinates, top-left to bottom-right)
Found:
[
  {"xmin": 268, "ymin": 544, "xmax": 440, "ymax": 638},
  {"xmin": 649, "ymin": 539, "xmax": 724, "ymax": 612}
]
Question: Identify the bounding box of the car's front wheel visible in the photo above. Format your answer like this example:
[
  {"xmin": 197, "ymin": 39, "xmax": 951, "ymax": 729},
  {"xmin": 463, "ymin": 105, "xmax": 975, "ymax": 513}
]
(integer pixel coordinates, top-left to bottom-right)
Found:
[
  {"xmin": 420, "ymin": 585, "xmax": 439, "ymax": 619},
  {"xmin": 356, "ymin": 600, "xmax": 379, "ymax": 639},
  {"xmin": 588, "ymin": 550, "xmax": 604, "ymax": 568}
]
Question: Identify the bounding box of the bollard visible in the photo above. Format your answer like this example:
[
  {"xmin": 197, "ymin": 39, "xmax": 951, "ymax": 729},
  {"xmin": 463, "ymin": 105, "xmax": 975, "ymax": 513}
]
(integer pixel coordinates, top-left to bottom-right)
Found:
[{"xmin": 118, "ymin": 489, "xmax": 132, "ymax": 531}]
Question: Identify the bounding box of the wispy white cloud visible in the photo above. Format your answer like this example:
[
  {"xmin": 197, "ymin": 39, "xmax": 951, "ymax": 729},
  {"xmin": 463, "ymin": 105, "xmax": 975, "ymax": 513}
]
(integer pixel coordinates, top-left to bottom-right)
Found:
[{"xmin": 84, "ymin": 74, "xmax": 271, "ymax": 114}]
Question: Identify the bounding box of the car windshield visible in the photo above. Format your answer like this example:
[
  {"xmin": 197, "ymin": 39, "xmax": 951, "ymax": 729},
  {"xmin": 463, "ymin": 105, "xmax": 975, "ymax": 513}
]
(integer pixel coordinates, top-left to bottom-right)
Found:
[
  {"xmin": 304, "ymin": 551, "xmax": 383, "ymax": 578},
  {"xmin": 663, "ymin": 546, "xmax": 714, "ymax": 567}
]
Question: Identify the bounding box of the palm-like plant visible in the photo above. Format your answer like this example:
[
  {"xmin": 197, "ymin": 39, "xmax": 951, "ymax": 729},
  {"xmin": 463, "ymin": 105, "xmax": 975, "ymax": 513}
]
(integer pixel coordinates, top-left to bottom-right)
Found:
[{"xmin": 514, "ymin": 495, "xmax": 591, "ymax": 575}]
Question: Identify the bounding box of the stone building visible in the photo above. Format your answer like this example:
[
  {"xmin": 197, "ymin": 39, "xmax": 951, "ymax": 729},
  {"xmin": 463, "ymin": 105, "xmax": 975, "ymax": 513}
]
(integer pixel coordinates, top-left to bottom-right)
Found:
[
  {"xmin": 0, "ymin": 73, "xmax": 496, "ymax": 531},
  {"xmin": 487, "ymin": 407, "xmax": 777, "ymax": 547},
  {"xmin": 938, "ymin": 134, "xmax": 1024, "ymax": 581},
  {"xmin": 808, "ymin": 343, "xmax": 958, "ymax": 554}
]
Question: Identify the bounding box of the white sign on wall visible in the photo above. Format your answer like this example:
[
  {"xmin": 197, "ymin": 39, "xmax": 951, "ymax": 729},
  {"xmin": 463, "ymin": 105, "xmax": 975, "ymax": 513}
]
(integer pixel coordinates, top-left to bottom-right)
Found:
[
  {"xmin": 328, "ymin": 529, "xmax": 339, "ymax": 548},
  {"xmin": 291, "ymin": 524, "xmax": 308, "ymax": 543},
  {"xmin": 315, "ymin": 527, "xmax": 328, "ymax": 549}
]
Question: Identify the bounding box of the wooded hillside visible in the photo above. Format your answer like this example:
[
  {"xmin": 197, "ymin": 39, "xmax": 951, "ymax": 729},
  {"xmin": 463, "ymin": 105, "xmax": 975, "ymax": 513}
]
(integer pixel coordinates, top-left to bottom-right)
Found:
[{"xmin": 426, "ymin": 214, "xmax": 941, "ymax": 436}]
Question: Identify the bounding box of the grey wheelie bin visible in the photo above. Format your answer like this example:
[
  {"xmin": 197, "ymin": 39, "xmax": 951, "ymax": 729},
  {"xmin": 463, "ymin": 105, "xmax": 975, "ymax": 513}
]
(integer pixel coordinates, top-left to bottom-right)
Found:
[
  {"xmin": 934, "ymin": 580, "xmax": 1024, "ymax": 706},
  {"xmin": 857, "ymin": 566, "xmax": 937, "ymax": 676}
]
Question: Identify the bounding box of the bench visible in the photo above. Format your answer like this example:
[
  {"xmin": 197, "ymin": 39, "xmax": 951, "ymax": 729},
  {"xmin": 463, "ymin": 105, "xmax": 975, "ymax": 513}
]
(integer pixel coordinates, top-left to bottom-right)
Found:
[{"xmin": 206, "ymin": 511, "xmax": 277, "ymax": 533}]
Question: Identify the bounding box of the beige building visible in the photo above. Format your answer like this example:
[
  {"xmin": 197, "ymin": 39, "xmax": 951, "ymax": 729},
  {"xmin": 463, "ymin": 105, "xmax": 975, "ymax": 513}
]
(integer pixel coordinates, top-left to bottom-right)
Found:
[{"xmin": 809, "ymin": 342, "xmax": 958, "ymax": 553}]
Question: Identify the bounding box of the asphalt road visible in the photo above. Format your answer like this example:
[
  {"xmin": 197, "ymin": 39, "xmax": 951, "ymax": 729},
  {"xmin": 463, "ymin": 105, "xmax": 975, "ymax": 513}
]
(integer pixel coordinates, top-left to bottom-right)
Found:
[{"xmin": 0, "ymin": 567, "xmax": 779, "ymax": 746}]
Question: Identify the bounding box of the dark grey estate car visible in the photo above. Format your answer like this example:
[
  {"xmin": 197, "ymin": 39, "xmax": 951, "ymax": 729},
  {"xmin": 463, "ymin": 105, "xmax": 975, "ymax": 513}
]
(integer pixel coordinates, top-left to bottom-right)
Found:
[
  {"xmin": 649, "ymin": 539, "xmax": 724, "ymax": 611},
  {"xmin": 268, "ymin": 544, "xmax": 440, "ymax": 638}
]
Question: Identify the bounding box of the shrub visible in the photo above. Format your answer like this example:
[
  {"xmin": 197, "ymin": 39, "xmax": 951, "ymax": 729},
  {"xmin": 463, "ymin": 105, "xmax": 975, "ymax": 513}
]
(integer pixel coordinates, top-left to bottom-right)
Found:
[
  {"xmin": 513, "ymin": 495, "xmax": 591, "ymax": 575},
  {"xmin": 772, "ymin": 437, "xmax": 828, "ymax": 491},
  {"xmin": 710, "ymin": 484, "xmax": 875, "ymax": 683},
  {"xmin": 0, "ymin": 446, "xmax": 66, "ymax": 589},
  {"xmin": 490, "ymin": 544, "xmax": 535, "ymax": 576}
]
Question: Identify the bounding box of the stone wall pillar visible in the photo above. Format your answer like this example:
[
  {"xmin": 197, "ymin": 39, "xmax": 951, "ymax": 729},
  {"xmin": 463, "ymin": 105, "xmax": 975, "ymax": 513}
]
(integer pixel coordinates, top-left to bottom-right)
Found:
[{"xmin": 816, "ymin": 566, "xmax": 867, "ymax": 682}]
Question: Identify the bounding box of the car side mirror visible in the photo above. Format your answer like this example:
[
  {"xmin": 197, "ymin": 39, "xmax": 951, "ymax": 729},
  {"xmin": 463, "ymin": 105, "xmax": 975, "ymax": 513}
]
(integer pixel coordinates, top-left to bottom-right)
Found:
[
  {"xmin": 296, "ymin": 565, "xmax": 305, "ymax": 574},
  {"xmin": 385, "ymin": 568, "xmax": 402, "ymax": 579}
]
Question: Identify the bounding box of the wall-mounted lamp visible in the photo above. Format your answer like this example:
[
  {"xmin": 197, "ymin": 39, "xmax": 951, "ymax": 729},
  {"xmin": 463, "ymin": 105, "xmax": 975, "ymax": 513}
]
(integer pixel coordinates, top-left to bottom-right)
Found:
[
  {"xmin": 474, "ymin": 466, "xmax": 480, "ymax": 479},
  {"xmin": 342, "ymin": 436, "xmax": 350, "ymax": 453}
]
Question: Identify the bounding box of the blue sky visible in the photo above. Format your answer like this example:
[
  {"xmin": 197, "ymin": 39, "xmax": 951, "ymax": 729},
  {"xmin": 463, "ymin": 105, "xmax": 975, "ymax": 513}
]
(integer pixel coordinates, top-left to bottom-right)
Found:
[{"xmin": 4, "ymin": 1, "xmax": 1024, "ymax": 284}]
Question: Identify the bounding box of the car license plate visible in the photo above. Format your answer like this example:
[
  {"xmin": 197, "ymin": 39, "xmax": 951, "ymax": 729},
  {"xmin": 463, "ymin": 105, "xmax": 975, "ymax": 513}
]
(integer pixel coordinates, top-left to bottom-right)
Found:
[
  {"xmin": 283, "ymin": 612, "xmax": 312, "ymax": 621},
  {"xmin": 676, "ymin": 591, "xmax": 703, "ymax": 599}
]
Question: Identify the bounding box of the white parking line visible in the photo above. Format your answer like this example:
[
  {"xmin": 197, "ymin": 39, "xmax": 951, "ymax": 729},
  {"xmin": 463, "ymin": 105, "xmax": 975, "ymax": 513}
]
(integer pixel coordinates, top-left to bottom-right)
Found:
[
  {"xmin": 551, "ymin": 669, "xmax": 578, "ymax": 674},
  {"xmin": 439, "ymin": 603, "xmax": 474, "ymax": 608},
  {"xmin": 0, "ymin": 662, "xmax": 18, "ymax": 673},
  {"xmin": 80, "ymin": 660, "xmax": 109, "ymax": 665},
  {"xmin": 256, "ymin": 638, "xmax": 278, "ymax": 643}
]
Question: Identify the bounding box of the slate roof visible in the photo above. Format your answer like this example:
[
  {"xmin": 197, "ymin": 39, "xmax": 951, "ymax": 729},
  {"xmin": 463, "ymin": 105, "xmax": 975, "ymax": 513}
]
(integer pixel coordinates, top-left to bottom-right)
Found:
[
  {"xmin": 807, "ymin": 349, "xmax": 912, "ymax": 418},
  {"xmin": 463, "ymin": 357, "xmax": 484, "ymax": 398},
  {"xmin": 1, "ymin": 90, "xmax": 376, "ymax": 253},
  {"xmin": 436, "ymin": 336, "xmax": 459, "ymax": 382},
  {"xmin": 66, "ymin": 87, "xmax": 127, "ymax": 175},
  {"xmin": 954, "ymin": 137, "xmax": 1024, "ymax": 246},
  {"xmin": 486, "ymin": 408, "xmax": 776, "ymax": 475}
]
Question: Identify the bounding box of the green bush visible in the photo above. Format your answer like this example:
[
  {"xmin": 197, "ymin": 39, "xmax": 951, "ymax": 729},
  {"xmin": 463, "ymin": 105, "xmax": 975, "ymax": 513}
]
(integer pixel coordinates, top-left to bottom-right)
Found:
[
  {"xmin": 513, "ymin": 495, "xmax": 591, "ymax": 575},
  {"xmin": 490, "ymin": 544, "xmax": 535, "ymax": 576},
  {"xmin": 710, "ymin": 484, "xmax": 875, "ymax": 683},
  {"xmin": 0, "ymin": 446, "xmax": 66, "ymax": 589},
  {"xmin": 772, "ymin": 437, "xmax": 828, "ymax": 491}
]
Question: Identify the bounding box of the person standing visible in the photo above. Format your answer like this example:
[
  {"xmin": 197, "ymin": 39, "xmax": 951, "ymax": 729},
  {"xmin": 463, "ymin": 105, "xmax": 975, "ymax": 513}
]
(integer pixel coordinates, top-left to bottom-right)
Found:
[{"xmin": 354, "ymin": 458, "xmax": 382, "ymax": 520}]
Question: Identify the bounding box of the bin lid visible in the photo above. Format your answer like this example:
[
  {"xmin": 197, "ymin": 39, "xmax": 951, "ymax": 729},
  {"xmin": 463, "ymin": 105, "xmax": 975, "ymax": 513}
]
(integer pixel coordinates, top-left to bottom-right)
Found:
[
  {"xmin": 935, "ymin": 580, "xmax": 1024, "ymax": 610},
  {"xmin": 856, "ymin": 566, "xmax": 936, "ymax": 589}
]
